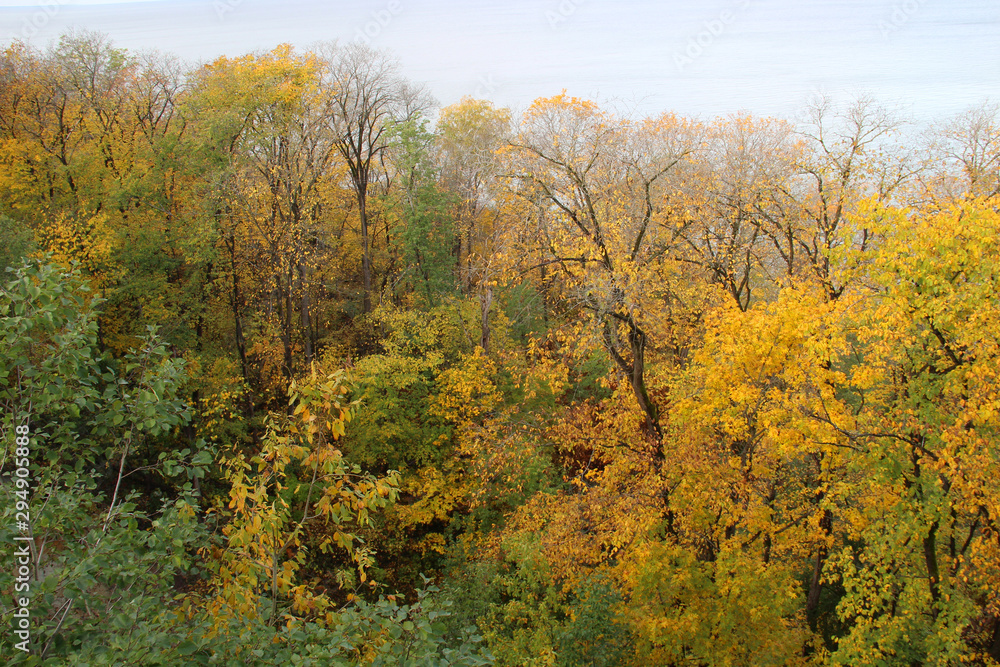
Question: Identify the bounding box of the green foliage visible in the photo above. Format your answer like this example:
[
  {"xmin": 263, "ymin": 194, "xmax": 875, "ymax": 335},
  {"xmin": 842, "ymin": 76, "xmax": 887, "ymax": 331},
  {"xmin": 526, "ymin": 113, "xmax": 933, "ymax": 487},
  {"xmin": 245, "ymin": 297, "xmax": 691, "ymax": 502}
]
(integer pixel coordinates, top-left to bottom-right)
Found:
[
  {"xmin": 202, "ymin": 366, "xmax": 402, "ymax": 627},
  {"xmin": 0, "ymin": 494, "xmax": 207, "ymax": 665},
  {"xmin": 0, "ymin": 215, "xmax": 35, "ymax": 270},
  {"xmin": 346, "ymin": 302, "xmax": 478, "ymax": 471},
  {"xmin": 1, "ymin": 258, "xmax": 104, "ymax": 451},
  {"xmin": 478, "ymin": 534, "xmax": 564, "ymax": 667},
  {"xmin": 386, "ymin": 119, "xmax": 459, "ymax": 309},
  {"xmin": 166, "ymin": 582, "xmax": 493, "ymax": 666},
  {"xmin": 0, "ymin": 258, "xmax": 212, "ymax": 663},
  {"xmin": 554, "ymin": 574, "xmax": 634, "ymax": 667},
  {"xmin": 458, "ymin": 534, "xmax": 633, "ymax": 667}
]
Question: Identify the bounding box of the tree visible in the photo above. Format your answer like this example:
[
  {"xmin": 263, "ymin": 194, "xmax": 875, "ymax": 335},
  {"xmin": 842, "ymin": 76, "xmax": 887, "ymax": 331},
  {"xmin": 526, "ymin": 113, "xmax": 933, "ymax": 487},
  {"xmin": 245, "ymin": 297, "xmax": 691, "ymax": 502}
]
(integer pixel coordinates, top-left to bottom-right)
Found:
[
  {"xmin": 823, "ymin": 197, "xmax": 1000, "ymax": 665},
  {"xmin": 199, "ymin": 366, "xmax": 401, "ymax": 628},
  {"xmin": 679, "ymin": 112, "xmax": 800, "ymax": 310},
  {"xmin": 781, "ymin": 95, "xmax": 914, "ymax": 300},
  {"xmin": 924, "ymin": 99, "xmax": 1000, "ymax": 201},
  {"xmin": 187, "ymin": 44, "xmax": 343, "ymax": 391},
  {"xmin": 0, "ymin": 258, "xmax": 208, "ymax": 662},
  {"xmin": 0, "ymin": 32, "xmax": 206, "ymax": 354},
  {"xmin": 500, "ymin": 93, "xmax": 700, "ymax": 438},
  {"xmin": 435, "ymin": 98, "xmax": 512, "ymax": 289},
  {"xmin": 384, "ymin": 118, "xmax": 457, "ymax": 309},
  {"xmin": 434, "ymin": 98, "xmax": 513, "ymax": 351},
  {"xmin": 321, "ymin": 41, "xmax": 434, "ymax": 314}
]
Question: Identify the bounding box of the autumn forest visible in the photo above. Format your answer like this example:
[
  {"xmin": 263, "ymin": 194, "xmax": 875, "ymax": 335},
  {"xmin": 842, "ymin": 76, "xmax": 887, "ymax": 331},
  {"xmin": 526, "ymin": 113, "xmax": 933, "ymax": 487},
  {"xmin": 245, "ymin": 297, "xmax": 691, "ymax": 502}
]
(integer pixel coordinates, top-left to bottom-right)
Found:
[{"xmin": 1, "ymin": 32, "xmax": 999, "ymax": 666}]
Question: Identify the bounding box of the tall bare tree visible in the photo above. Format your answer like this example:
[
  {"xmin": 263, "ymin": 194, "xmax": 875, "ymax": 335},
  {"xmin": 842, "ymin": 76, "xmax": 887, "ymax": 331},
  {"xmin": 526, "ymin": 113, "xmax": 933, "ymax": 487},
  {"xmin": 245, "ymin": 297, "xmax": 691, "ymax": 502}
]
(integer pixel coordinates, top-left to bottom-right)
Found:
[
  {"xmin": 925, "ymin": 100, "xmax": 1000, "ymax": 201},
  {"xmin": 502, "ymin": 95, "xmax": 699, "ymax": 438},
  {"xmin": 784, "ymin": 95, "xmax": 913, "ymax": 299},
  {"xmin": 320, "ymin": 42, "xmax": 433, "ymax": 313}
]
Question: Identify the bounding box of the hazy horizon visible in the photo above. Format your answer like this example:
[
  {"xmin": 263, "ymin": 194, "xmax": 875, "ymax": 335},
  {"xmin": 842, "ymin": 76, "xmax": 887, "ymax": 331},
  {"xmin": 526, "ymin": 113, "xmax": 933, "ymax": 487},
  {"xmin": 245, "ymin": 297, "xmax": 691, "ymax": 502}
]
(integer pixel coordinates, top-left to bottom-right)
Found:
[{"xmin": 2, "ymin": 0, "xmax": 997, "ymax": 122}]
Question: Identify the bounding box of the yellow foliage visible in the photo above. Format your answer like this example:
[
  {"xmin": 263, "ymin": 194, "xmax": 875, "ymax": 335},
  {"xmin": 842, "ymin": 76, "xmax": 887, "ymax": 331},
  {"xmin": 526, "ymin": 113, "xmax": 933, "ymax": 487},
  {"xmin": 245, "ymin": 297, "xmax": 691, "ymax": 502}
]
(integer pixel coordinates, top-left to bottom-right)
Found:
[{"xmin": 196, "ymin": 365, "xmax": 399, "ymax": 632}]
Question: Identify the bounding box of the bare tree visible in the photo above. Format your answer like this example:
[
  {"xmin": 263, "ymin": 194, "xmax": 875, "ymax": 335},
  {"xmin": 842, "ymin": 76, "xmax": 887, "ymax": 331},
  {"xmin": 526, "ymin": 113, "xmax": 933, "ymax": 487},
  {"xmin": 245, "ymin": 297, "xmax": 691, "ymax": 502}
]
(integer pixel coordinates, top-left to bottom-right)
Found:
[
  {"xmin": 503, "ymin": 98, "xmax": 698, "ymax": 438},
  {"xmin": 319, "ymin": 42, "xmax": 434, "ymax": 313},
  {"xmin": 926, "ymin": 100, "xmax": 1000, "ymax": 201},
  {"xmin": 782, "ymin": 95, "xmax": 912, "ymax": 299},
  {"xmin": 677, "ymin": 113, "xmax": 799, "ymax": 310}
]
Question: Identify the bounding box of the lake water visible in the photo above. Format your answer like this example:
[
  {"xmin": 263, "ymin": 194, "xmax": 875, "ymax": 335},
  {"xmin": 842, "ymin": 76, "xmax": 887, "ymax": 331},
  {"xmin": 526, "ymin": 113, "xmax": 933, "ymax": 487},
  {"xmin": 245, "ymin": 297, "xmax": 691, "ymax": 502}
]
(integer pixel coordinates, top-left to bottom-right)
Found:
[{"xmin": 2, "ymin": 0, "xmax": 997, "ymax": 124}]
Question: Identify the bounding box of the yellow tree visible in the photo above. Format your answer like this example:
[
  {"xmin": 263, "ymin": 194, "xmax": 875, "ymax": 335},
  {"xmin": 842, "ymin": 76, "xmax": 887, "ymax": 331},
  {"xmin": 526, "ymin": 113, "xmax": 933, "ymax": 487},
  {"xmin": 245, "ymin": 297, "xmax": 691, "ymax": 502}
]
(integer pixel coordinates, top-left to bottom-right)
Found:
[
  {"xmin": 477, "ymin": 95, "xmax": 740, "ymax": 664},
  {"xmin": 435, "ymin": 97, "xmax": 512, "ymax": 350},
  {"xmin": 623, "ymin": 283, "xmax": 858, "ymax": 663},
  {"xmin": 187, "ymin": 45, "xmax": 344, "ymax": 393},
  {"xmin": 0, "ymin": 32, "xmax": 206, "ymax": 352},
  {"xmin": 0, "ymin": 37, "xmax": 89, "ymax": 220},
  {"xmin": 500, "ymin": 93, "xmax": 701, "ymax": 438},
  {"xmin": 822, "ymin": 197, "xmax": 1000, "ymax": 665}
]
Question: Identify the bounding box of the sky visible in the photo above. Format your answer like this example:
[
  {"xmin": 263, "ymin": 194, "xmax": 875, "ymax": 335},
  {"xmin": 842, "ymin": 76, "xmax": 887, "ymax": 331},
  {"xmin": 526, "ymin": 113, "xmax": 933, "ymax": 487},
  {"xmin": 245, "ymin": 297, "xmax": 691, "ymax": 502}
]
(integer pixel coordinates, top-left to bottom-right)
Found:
[{"xmin": 1, "ymin": 0, "xmax": 997, "ymax": 124}]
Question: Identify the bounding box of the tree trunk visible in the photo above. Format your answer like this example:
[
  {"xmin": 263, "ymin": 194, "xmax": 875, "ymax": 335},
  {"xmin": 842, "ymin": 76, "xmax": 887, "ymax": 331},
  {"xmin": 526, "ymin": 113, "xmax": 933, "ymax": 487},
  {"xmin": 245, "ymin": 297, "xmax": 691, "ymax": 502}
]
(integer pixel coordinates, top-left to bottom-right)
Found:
[
  {"xmin": 923, "ymin": 519, "xmax": 941, "ymax": 619},
  {"xmin": 806, "ymin": 505, "xmax": 832, "ymax": 630},
  {"xmin": 298, "ymin": 262, "xmax": 314, "ymax": 364},
  {"xmin": 628, "ymin": 324, "xmax": 661, "ymax": 439},
  {"xmin": 227, "ymin": 235, "xmax": 250, "ymax": 387},
  {"xmin": 358, "ymin": 186, "xmax": 372, "ymax": 313},
  {"xmin": 479, "ymin": 285, "xmax": 493, "ymax": 353}
]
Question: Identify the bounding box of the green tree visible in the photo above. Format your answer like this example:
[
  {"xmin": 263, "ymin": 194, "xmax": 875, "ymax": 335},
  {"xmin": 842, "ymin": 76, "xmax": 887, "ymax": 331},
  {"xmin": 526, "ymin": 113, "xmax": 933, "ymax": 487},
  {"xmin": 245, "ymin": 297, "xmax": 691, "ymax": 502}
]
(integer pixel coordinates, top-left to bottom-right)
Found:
[
  {"xmin": 0, "ymin": 258, "xmax": 209, "ymax": 663},
  {"xmin": 385, "ymin": 118, "xmax": 458, "ymax": 308}
]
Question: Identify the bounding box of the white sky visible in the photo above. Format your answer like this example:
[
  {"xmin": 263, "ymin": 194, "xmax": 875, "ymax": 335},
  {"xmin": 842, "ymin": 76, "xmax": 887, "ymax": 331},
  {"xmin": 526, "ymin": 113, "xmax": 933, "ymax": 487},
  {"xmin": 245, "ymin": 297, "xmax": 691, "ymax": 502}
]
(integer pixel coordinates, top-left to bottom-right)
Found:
[{"xmin": 1, "ymin": 0, "xmax": 997, "ymax": 123}]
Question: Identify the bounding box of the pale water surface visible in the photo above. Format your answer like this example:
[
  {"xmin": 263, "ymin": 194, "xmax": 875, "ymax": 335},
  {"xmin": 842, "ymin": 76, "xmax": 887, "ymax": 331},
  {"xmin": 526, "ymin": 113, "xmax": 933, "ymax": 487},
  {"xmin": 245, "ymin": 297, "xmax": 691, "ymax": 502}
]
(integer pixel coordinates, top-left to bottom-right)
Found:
[{"xmin": 1, "ymin": 0, "xmax": 997, "ymax": 123}]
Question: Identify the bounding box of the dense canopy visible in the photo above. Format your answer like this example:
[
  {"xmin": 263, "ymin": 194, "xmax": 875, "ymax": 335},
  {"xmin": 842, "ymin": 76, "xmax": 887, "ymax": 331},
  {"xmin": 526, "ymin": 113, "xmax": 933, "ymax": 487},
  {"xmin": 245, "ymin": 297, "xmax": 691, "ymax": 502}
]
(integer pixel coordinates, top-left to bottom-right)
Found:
[{"xmin": 2, "ymin": 32, "xmax": 999, "ymax": 666}]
